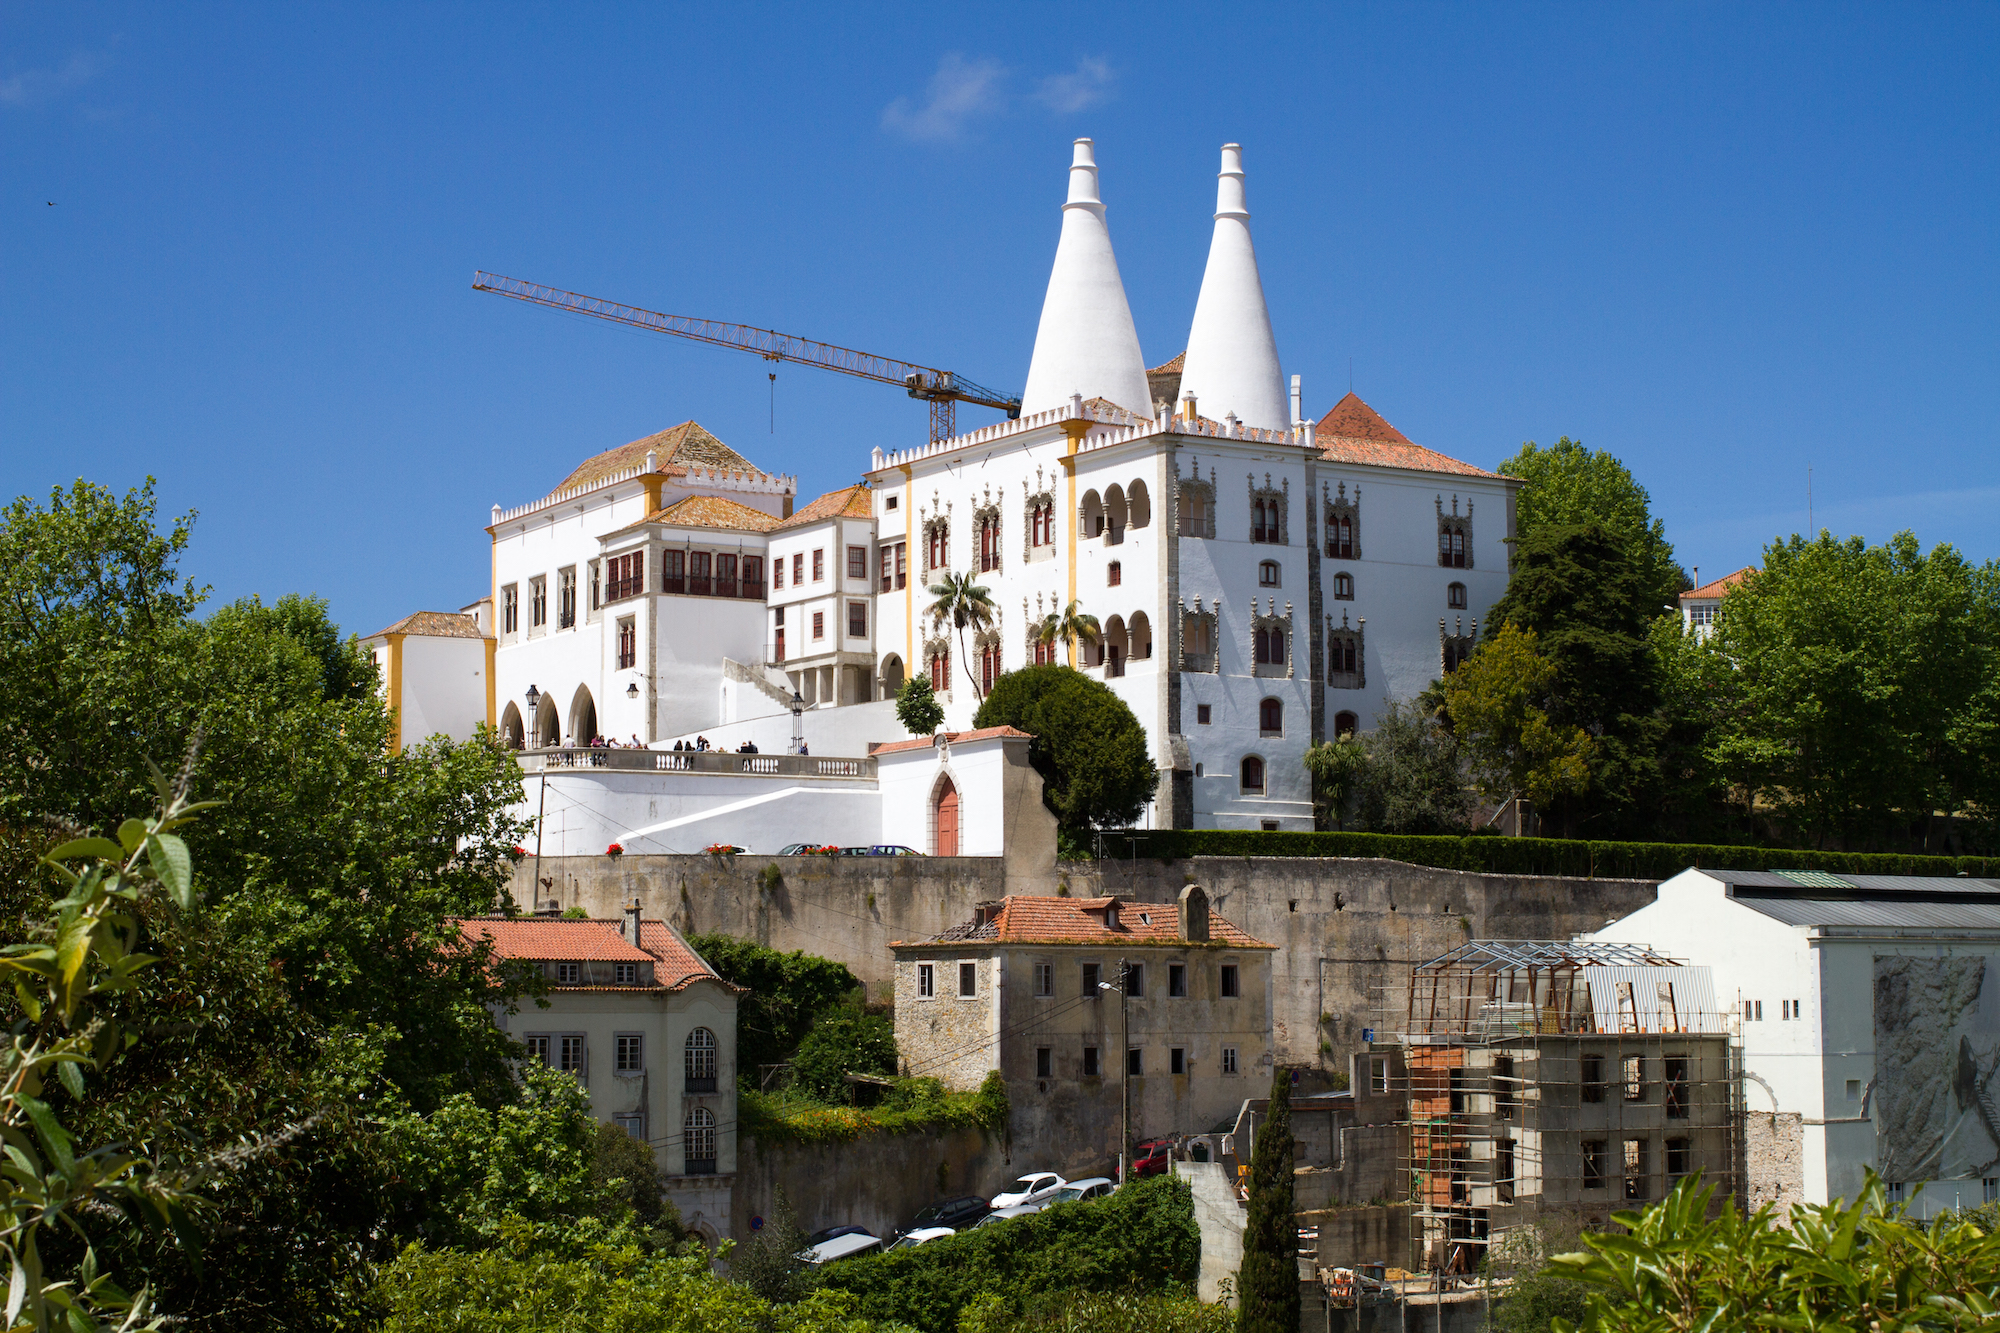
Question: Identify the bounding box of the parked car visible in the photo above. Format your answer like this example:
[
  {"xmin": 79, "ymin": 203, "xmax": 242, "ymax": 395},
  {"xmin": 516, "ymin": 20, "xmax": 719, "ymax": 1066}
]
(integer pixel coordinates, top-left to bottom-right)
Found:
[
  {"xmin": 807, "ymin": 1233, "xmax": 885, "ymax": 1265},
  {"xmin": 868, "ymin": 845, "xmax": 923, "ymax": 856},
  {"xmin": 990, "ymin": 1172, "xmax": 1067, "ymax": 1209},
  {"xmin": 1047, "ymin": 1177, "xmax": 1116, "ymax": 1204},
  {"xmin": 887, "ymin": 1226, "xmax": 955, "ymax": 1250},
  {"xmin": 806, "ymin": 1224, "xmax": 873, "ymax": 1247},
  {"xmin": 972, "ymin": 1203, "xmax": 1045, "ymax": 1228},
  {"xmin": 1123, "ymin": 1139, "xmax": 1174, "ymax": 1180},
  {"xmin": 901, "ymin": 1194, "xmax": 990, "ymax": 1235}
]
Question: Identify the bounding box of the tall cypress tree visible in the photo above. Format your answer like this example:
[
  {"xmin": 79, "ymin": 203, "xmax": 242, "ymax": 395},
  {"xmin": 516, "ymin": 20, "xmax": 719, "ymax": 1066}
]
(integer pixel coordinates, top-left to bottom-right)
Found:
[{"xmin": 1237, "ymin": 1064, "xmax": 1300, "ymax": 1333}]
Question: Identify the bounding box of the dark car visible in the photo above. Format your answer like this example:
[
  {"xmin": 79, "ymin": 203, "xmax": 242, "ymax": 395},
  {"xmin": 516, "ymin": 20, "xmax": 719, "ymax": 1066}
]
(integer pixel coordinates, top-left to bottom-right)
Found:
[
  {"xmin": 806, "ymin": 1224, "xmax": 874, "ymax": 1247},
  {"xmin": 902, "ymin": 1194, "xmax": 989, "ymax": 1235}
]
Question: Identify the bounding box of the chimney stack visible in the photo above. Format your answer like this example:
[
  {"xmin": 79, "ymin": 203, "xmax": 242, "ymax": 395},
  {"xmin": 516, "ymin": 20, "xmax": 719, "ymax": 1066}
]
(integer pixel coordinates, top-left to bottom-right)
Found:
[
  {"xmin": 1177, "ymin": 884, "xmax": 1211, "ymax": 942},
  {"xmin": 624, "ymin": 897, "xmax": 642, "ymax": 946}
]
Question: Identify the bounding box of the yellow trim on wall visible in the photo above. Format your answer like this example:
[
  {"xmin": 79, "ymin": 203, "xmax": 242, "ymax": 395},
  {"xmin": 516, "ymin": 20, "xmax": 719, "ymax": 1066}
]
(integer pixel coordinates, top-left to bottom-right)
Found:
[
  {"xmin": 900, "ymin": 463, "xmax": 915, "ymax": 676},
  {"xmin": 384, "ymin": 632, "xmax": 406, "ymax": 756},
  {"xmin": 1059, "ymin": 421, "xmax": 1089, "ymax": 667},
  {"xmin": 484, "ymin": 635, "xmax": 497, "ymax": 729}
]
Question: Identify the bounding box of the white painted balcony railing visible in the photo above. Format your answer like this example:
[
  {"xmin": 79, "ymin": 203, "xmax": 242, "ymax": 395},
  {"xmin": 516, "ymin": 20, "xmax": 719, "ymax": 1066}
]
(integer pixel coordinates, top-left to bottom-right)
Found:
[{"xmin": 516, "ymin": 747, "xmax": 873, "ymax": 779}]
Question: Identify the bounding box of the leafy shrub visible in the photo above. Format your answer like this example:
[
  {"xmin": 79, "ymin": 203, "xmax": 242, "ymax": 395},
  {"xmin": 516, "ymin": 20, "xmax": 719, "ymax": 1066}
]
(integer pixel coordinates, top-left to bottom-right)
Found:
[
  {"xmin": 686, "ymin": 934, "xmax": 862, "ymax": 1073},
  {"xmin": 791, "ymin": 1012, "xmax": 899, "ymax": 1102},
  {"xmin": 956, "ymin": 1288, "xmax": 1230, "ymax": 1332},
  {"xmin": 973, "ymin": 666, "xmax": 1159, "ymax": 837},
  {"xmin": 1099, "ymin": 828, "xmax": 2000, "ymax": 879},
  {"xmin": 743, "ymin": 1072, "xmax": 1008, "ymax": 1146},
  {"xmin": 815, "ymin": 1174, "xmax": 1199, "ymax": 1333}
]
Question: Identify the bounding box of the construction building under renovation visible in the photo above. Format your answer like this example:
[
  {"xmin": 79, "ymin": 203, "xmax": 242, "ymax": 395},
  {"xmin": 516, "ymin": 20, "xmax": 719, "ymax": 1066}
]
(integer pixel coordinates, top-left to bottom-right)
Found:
[{"xmin": 1371, "ymin": 940, "xmax": 1740, "ymax": 1274}]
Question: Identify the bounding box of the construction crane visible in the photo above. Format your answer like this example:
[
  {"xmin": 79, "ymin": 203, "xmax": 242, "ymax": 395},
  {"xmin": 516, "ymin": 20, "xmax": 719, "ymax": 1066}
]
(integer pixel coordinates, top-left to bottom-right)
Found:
[{"xmin": 473, "ymin": 272, "xmax": 1021, "ymax": 445}]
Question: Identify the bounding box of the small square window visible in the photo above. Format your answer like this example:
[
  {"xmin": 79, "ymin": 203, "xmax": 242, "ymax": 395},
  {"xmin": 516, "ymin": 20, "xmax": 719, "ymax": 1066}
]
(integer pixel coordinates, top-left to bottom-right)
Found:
[
  {"xmin": 1034, "ymin": 963, "xmax": 1054, "ymax": 997},
  {"xmin": 1261, "ymin": 820, "xmax": 1280, "ymax": 831},
  {"xmin": 917, "ymin": 963, "xmax": 935, "ymax": 998},
  {"xmin": 613, "ymin": 1112, "xmax": 645, "ymax": 1140},
  {"xmin": 1197, "ymin": 704, "xmax": 1212, "ymax": 725},
  {"xmin": 615, "ymin": 1033, "xmax": 644, "ymax": 1072},
  {"xmin": 959, "ymin": 962, "xmax": 978, "ymax": 997},
  {"xmin": 1169, "ymin": 963, "xmax": 1186, "ymax": 997},
  {"xmin": 1222, "ymin": 1046, "xmax": 1238, "ymax": 1075},
  {"xmin": 523, "ymin": 1034, "xmax": 550, "ymax": 1065},
  {"xmin": 1036, "ymin": 1047, "xmax": 1052, "ymax": 1078},
  {"xmin": 614, "ymin": 961, "xmax": 638, "ymax": 985},
  {"xmin": 1170, "ymin": 1047, "xmax": 1186, "ymax": 1075},
  {"xmin": 1126, "ymin": 1048, "xmax": 1143, "ymax": 1076},
  {"xmin": 1220, "ymin": 964, "xmax": 1240, "ymax": 998},
  {"xmin": 1083, "ymin": 1046, "xmax": 1101, "ymax": 1077},
  {"xmin": 556, "ymin": 962, "xmax": 581, "ymax": 984},
  {"xmin": 1845, "ymin": 1078, "xmax": 1861, "ymax": 1101}
]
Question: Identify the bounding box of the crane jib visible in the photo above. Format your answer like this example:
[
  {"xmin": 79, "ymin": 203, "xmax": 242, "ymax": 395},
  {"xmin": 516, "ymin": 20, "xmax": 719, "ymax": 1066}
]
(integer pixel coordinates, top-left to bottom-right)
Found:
[{"xmin": 472, "ymin": 272, "xmax": 1020, "ymax": 416}]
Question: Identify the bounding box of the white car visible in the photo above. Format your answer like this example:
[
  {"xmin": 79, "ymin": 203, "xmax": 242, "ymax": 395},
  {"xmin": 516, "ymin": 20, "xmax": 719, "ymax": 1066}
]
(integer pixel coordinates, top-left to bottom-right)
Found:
[
  {"xmin": 972, "ymin": 1203, "xmax": 1045, "ymax": 1228},
  {"xmin": 888, "ymin": 1226, "xmax": 955, "ymax": 1250},
  {"xmin": 990, "ymin": 1171, "xmax": 1067, "ymax": 1209},
  {"xmin": 807, "ymin": 1233, "xmax": 885, "ymax": 1264},
  {"xmin": 1047, "ymin": 1176, "xmax": 1116, "ymax": 1204}
]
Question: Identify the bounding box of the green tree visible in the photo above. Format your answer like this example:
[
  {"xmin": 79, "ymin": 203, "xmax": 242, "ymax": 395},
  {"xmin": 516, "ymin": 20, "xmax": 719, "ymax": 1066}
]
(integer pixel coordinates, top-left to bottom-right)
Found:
[
  {"xmin": 1481, "ymin": 523, "xmax": 1664, "ymax": 838},
  {"xmin": 1303, "ymin": 737, "xmax": 1370, "ymax": 830},
  {"xmin": 1499, "ymin": 437, "xmax": 1688, "ymax": 611},
  {"xmin": 686, "ymin": 935, "xmax": 862, "ymax": 1075},
  {"xmin": 896, "ymin": 677, "xmax": 945, "ymax": 737},
  {"xmin": 958, "ymin": 1289, "xmax": 1232, "ymax": 1332},
  {"xmin": 731, "ymin": 1188, "xmax": 816, "ymax": 1305},
  {"xmin": 972, "ymin": 666, "xmax": 1159, "ymax": 839},
  {"xmin": 791, "ymin": 1012, "xmax": 900, "ymax": 1103},
  {"xmin": 1034, "ymin": 600, "xmax": 1102, "ymax": 663},
  {"xmin": 926, "ymin": 572, "xmax": 998, "ymax": 699},
  {"xmin": 1350, "ymin": 698, "xmax": 1470, "ymax": 835},
  {"xmin": 1234, "ymin": 1066, "xmax": 1298, "ymax": 1333},
  {"xmin": 1442, "ymin": 624, "xmax": 1595, "ymax": 811},
  {"xmin": 591, "ymin": 1120, "xmax": 678, "ymax": 1235},
  {"xmin": 1705, "ymin": 531, "xmax": 2000, "ymax": 850}
]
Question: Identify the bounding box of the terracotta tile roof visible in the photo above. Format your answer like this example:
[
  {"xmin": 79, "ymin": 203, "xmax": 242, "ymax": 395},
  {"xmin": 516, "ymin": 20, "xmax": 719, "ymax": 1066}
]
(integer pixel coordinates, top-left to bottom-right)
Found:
[
  {"xmin": 367, "ymin": 610, "xmax": 489, "ymax": 640},
  {"xmin": 555, "ymin": 421, "xmax": 764, "ymax": 492},
  {"xmin": 455, "ymin": 916, "xmax": 740, "ymax": 993},
  {"xmin": 1148, "ymin": 353, "xmax": 1185, "ymax": 375},
  {"xmin": 612, "ymin": 494, "xmax": 784, "ymax": 536},
  {"xmin": 868, "ymin": 725, "xmax": 1034, "ymax": 757},
  {"xmin": 1315, "ymin": 393, "xmax": 1501, "ymax": 479},
  {"xmin": 1681, "ymin": 567, "xmax": 1755, "ymax": 602},
  {"xmin": 1082, "ymin": 395, "xmax": 1147, "ymax": 417},
  {"xmin": 774, "ymin": 483, "xmax": 874, "ymax": 532},
  {"xmin": 899, "ymin": 895, "xmax": 1272, "ymax": 949}
]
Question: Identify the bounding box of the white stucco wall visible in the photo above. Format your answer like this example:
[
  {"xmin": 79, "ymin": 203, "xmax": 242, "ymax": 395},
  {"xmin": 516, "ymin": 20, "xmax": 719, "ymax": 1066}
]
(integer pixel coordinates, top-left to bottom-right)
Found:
[
  {"xmin": 516, "ymin": 766, "xmax": 883, "ymax": 856},
  {"xmin": 878, "ymin": 734, "xmax": 1018, "ymax": 857}
]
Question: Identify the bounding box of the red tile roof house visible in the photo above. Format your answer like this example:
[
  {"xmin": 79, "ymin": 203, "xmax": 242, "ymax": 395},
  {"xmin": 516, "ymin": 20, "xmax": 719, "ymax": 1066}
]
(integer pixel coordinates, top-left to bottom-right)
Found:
[
  {"xmin": 455, "ymin": 904, "xmax": 742, "ymax": 1243},
  {"xmin": 1678, "ymin": 566, "xmax": 1754, "ymax": 640},
  {"xmin": 890, "ymin": 885, "xmax": 1275, "ymax": 1178}
]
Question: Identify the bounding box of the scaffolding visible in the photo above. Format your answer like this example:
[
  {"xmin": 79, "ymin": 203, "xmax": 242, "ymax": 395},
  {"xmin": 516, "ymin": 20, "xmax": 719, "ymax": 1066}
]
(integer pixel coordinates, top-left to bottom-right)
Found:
[{"xmin": 1367, "ymin": 941, "xmax": 1743, "ymax": 1276}]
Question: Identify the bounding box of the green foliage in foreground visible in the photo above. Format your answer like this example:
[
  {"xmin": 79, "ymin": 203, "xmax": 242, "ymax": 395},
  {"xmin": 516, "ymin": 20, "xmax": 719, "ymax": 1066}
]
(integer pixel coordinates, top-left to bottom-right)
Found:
[
  {"xmin": 895, "ymin": 676, "xmax": 945, "ymax": 738},
  {"xmin": 1234, "ymin": 1066, "xmax": 1298, "ymax": 1333},
  {"xmin": 1104, "ymin": 827, "xmax": 2000, "ymax": 879},
  {"xmin": 791, "ymin": 1011, "xmax": 900, "ymax": 1102},
  {"xmin": 742, "ymin": 1071, "xmax": 1009, "ymax": 1145},
  {"xmin": 378, "ymin": 1228, "xmax": 902, "ymax": 1333},
  {"xmin": 1548, "ymin": 1172, "xmax": 2000, "ymax": 1330},
  {"xmin": 687, "ymin": 933, "xmax": 862, "ymax": 1074},
  {"xmin": 815, "ymin": 1174, "xmax": 1200, "ymax": 1333},
  {"xmin": 973, "ymin": 665, "xmax": 1160, "ymax": 838},
  {"xmin": 956, "ymin": 1288, "xmax": 1232, "ymax": 1332}
]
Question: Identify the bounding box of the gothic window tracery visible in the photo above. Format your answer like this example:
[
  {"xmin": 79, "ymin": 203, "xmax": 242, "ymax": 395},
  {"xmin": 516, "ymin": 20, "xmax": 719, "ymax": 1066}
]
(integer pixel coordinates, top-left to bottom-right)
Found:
[
  {"xmin": 1251, "ymin": 600, "xmax": 1293, "ymax": 678},
  {"xmin": 1327, "ymin": 611, "xmax": 1365, "ymax": 690},
  {"xmin": 1437, "ymin": 495, "xmax": 1473, "ymax": 570},
  {"xmin": 1249, "ymin": 474, "xmax": 1290, "ymax": 545},
  {"xmin": 974, "ymin": 501, "xmax": 1002, "ymax": 574},
  {"xmin": 1325, "ymin": 481, "xmax": 1361, "ymax": 560},
  {"xmin": 1175, "ymin": 461, "xmax": 1217, "ymax": 538},
  {"xmin": 1180, "ymin": 600, "xmax": 1219, "ymax": 673},
  {"xmin": 1023, "ymin": 477, "xmax": 1057, "ymax": 561},
  {"xmin": 1441, "ymin": 617, "xmax": 1478, "ymax": 674}
]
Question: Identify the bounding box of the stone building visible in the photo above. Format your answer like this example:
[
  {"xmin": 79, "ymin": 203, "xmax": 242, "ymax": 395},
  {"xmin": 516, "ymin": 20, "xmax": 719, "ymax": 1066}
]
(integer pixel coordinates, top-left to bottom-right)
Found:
[
  {"xmin": 456, "ymin": 905, "xmax": 743, "ymax": 1242},
  {"xmin": 890, "ymin": 886, "xmax": 1275, "ymax": 1173}
]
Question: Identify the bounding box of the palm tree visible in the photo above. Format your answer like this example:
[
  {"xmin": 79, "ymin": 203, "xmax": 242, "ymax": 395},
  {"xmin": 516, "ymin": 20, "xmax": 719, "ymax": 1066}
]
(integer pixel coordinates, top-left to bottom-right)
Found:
[
  {"xmin": 1035, "ymin": 600, "xmax": 1101, "ymax": 667},
  {"xmin": 926, "ymin": 571, "xmax": 997, "ymax": 698}
]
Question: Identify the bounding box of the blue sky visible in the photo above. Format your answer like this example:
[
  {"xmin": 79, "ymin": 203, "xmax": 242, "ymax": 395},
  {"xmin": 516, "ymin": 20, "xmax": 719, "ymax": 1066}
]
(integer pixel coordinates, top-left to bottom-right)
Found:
[{"xmin": 5, "ymin": 3, "xmax": 1995, "ymax": 636}]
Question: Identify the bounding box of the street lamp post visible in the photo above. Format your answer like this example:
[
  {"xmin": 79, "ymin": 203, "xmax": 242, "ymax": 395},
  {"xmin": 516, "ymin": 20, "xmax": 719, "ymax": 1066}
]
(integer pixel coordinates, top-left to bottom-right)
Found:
[
  {"xmin": 1099, "ymin": 961, "xmax": 1131, "ymax": 1186},
  {"xmin": 789, "ymin": 690, "xmax": 805, "ymax": 756}
]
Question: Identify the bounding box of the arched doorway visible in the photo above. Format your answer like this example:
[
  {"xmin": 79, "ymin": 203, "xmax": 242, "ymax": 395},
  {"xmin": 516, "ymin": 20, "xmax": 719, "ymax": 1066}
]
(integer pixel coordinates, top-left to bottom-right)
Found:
[
  {"xmin": 499, "ymin": 702, "xmax": 524, "ymax": 749},
  {"xmin": 934, "ymin": 776, "xmax": 960, "ymax": 857},
  {"xmin": 535, "ymin": 694, "xmax": 562, "ymax": 747},
  {"xmin": 569, "ymin": 685, "xmax": 597, "ymax": 746},
  {"xmin": 881, "ymin": 653, "xmax": 905, "ymax": 695}
]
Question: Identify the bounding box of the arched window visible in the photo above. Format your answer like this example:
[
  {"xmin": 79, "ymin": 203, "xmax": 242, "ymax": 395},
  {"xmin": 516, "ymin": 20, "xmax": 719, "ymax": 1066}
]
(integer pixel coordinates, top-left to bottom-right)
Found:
[
  {"xmin": 1252, "ymin": 498, "xmax": 1275, "ymax": 544},
  {"xmin": 1179, "ymin": 484, "xmax": 1209, "ymax": 537},
  {"xmin": 1334, "ymin": 572, "xmax": 1354, "ymax": 600},
  {"xmin": 686, "ymin": 1028, "xmax": 717, "ymax": 1090},
  {"xmin": 684, "ymin": 1106, "xmax": 717, "ymax": 1174},
  {"xmin": 1439, "ymin": 525, "xmax": 1468, "ymax": 569},
  {"xmin": 1259, "ymin": 561, "xmax": 1280, "ymax": 587},
  {"xmin": 929, "ymin": 648, "xmax": 951, "ymax": 692},
  {"xmin": 1254, "ymin": 626, "xmax": 1286, "ymax": 666},
  {"xmin": 1079, "ymin": 490, "xmax": 1105, "ymax": 538},
  {"xmin": 1259, "ymin": 698, "xmax": 1283, "ymax": 736},
  {"xmin": 880, "ymin": 653, "xmax": 905, "ymax": 693},
  {"xmin": 927, "ymin": 522, "xmax": 950, "ymax": 572},
  {"xmin": 978, "ymin": 512, "xmax": 1002, "ymax": 572},
  {"xmin": 1240, "ymin": 756, "xmax": 1266, "ymax": 793},
  {"xmin": 1327, "ymin": 515, "xmax": 1354, "ymax": 560},
  {"xmin": 1127, "ymin": 480, "xmax": 1151, "ymax": 529},
  {"xmin": 1448, "ymin": 582, "xmax": 1467, "ymax": 609},
  {"xmin": 1330, "ymin": 635, "xmax": 1359, "ymax": 676},
  {"xmin": 1334, "ymin": 711, "xmax": 1359, "ymax": 739}
]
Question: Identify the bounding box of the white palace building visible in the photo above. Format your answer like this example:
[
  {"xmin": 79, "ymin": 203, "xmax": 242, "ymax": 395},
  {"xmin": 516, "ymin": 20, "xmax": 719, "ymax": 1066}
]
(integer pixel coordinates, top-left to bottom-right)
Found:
[{"xmin": 372, "ymin": 140, "xmax": 1518, "ymax": 856}]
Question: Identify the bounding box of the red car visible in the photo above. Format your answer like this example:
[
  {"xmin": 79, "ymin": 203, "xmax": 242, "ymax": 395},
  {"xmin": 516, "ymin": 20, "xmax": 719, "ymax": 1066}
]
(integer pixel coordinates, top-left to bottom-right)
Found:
[{"xmin": 1122, "ymin": 1139, "xmax": 1174, "ymax": 1180}]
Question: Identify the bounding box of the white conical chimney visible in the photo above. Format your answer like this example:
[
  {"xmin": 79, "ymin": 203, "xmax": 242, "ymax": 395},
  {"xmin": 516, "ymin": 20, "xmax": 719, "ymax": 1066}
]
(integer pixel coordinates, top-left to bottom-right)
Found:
[
  {"xmin": 1175, "ymin": 144, "xmax": 1288, "ymax": 432},
  {"xmin": 1019, "ymin": 139, "xmax": 1152, "ymax": 417}
]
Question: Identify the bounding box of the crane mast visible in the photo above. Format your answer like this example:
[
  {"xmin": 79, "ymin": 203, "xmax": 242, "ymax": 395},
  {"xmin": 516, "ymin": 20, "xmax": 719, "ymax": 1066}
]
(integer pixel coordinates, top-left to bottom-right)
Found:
[{"xmin": 473, "ymin": 272, "xmax": 1021, "ymax": 444}]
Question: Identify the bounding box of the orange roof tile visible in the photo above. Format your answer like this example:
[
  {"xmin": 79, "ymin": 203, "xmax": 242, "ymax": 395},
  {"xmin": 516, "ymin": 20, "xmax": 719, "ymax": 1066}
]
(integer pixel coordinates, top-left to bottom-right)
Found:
[
  {"xmin": 1315, "ymin": 393, "xmax": 1501, "ymax": 479},
  {"xmin": 638, "ymin": 920, "xmax": 742, "ymax": 992},
  {"xmin": 368, "ymin": 610, "xmax": 489, "ymax": 640},
  {"xmin": 868, "ymin": 725, "xmax": 1035, "ymax": 757},
  {"xmin": 1681, "ymin": 567, "xmax": 1754, "ymax": 602},
  {"xmin": 897, "ymin": 895, "xmax": 1271, "ymax": 949},
  {"xmin": 612, "ymin": 494, "xmax": 784, "ymax": 536},
  {"xmin": 1148, "ymin": 352, "xmax": 1185, "ymax": 375},
  {"xmin": 555, "ymin": 421, "xmax": 765, "ymax": 492},
  {"xmin": 774, "ymin": 483, "xmax": 875, "ymax": 532},
  {"xmin": 455, "ymin": 916, "xmax": 739, "ymax": 993}
]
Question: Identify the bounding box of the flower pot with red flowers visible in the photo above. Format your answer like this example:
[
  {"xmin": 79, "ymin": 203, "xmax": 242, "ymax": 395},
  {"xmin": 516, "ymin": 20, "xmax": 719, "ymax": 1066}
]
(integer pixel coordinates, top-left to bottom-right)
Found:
[{"xmin": 606, "ymin": 843, "xmax": 624, "ymax": 857}]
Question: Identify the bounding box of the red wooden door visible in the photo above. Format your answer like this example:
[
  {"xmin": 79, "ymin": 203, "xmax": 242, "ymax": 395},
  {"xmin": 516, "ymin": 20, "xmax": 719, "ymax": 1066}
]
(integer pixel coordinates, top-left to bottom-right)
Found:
[{"xmin": 935, "ymin": 779, "xmax": 959, "ymax": 857}]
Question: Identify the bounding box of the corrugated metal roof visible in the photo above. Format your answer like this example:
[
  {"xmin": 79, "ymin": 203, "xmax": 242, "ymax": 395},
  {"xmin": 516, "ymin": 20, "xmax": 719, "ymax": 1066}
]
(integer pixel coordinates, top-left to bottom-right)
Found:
[
  {"xmin": 1583, "ymin": 966, "xmax": 1725, "ymax": 1033},
  {"xmin": 1734, "ymin": 897, "xmax": 2000, "ymax": 930},
  {"xmin": 1701, "ymin": 868, "xmax": 2000, "ymax": 898}
]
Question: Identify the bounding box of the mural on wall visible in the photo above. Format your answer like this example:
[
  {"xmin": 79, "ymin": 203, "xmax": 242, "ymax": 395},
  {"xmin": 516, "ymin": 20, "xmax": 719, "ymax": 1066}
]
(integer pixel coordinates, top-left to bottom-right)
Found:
[{"xmin": 1874, "ymin": 954, "xmax": 2000, "ymax": 1181}]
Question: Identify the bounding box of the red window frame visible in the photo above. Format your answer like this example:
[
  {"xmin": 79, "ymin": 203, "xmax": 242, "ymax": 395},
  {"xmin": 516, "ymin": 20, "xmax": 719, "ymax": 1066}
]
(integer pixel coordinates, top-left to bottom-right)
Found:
[
  {"xmin": 848, "ymin": 545, "xmax": 867, "ymax": 580},
  {"xmin": 812, "ymin": 548, "xmax": 825, "ymax": 582},
  {"xmin": 616, "ymin": 619, "xmax": 636, "ymax": 669},
  {"xmin": 792, "ymin": 553, "xmax": 804, "ymax": 585},
  {"xmin": 812, "ymin": 611, "xmax": 825, "ymax": 640},
  {"xmin": 1108, "ymin": 561, "xmax": 1122, "ymax": 587},
  {"xmin": 930, "ymin": 649, "xmax": 950, "ymax": 691},
  {"xmin": 607, "ymin": 551, "xmax": 646, "ymax": 601},
  {"xmin": 848, "ymin": 601, "xmax": 867, "ymax": 638}
]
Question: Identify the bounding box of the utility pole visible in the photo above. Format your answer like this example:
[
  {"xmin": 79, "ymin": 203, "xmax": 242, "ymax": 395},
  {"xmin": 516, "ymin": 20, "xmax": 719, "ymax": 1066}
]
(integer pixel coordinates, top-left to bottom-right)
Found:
[{"xmin": 1119, "ymin": 957, "xmax": 1131, "ymax": 1185}]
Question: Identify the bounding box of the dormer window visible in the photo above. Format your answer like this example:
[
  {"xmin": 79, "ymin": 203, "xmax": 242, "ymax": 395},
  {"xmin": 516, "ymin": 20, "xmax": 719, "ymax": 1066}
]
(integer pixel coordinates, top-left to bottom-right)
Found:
[
  {"xmin": 556, "ymin": 962, "xmax": 581, "ymax": 984},
  {"xmin": 1105, "ymin": 903, "xmax": 1119, "ymax": 930},
  {"xmin": 615, "ymin": 962, "xmax": 638, "ymax": 985}
]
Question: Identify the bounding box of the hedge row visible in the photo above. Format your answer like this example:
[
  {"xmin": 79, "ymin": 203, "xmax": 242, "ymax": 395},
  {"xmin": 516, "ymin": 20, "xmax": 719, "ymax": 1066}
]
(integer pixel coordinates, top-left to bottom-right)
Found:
[
  {"xmin": 1095, "ymin": 829, "xmax": 2000, "ymax": 881},
  {"xmin": 738, "ymin": 1072, "xmax": 1009, "ymax": 1146},
  {"xmin": 815, "ymin": 1174, "xmax": 1201, "ymax": 1333}
]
